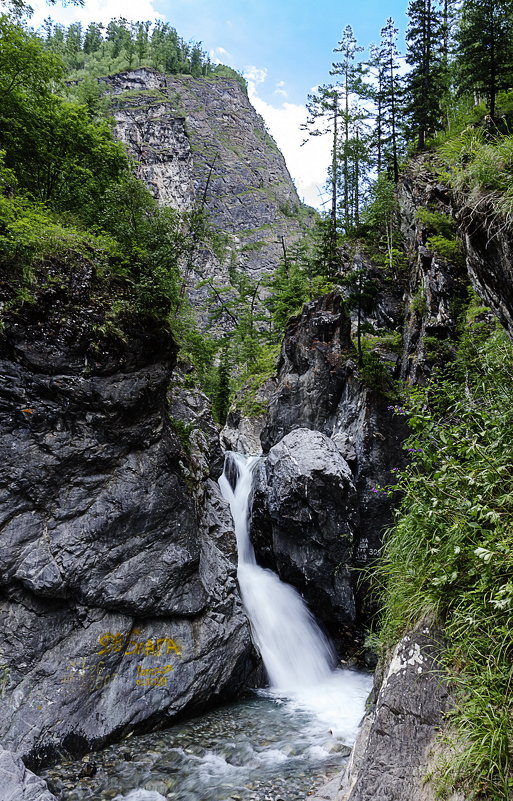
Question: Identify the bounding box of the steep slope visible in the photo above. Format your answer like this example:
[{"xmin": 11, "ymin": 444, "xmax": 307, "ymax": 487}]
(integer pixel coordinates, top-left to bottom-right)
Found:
[{"xmin": 102, "ymin": 68, "xmax": 312, "ymax": 292}]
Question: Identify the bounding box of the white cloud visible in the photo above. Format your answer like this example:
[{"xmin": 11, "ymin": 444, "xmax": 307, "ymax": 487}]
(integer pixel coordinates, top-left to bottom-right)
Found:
[
  {"xmin": 246, "ymin": 75, "xmax": 330, "ymax": 210},
  {"xmin": 210, "ymin": 45, "xmax": 234, "ymax": 65},
  {"xmin": 243, "ymin": 65, "xmax": 268, "ymax": 89},
  {"xmin": 274, "ymin": 80, "xmax": 287, "ymax": 98},
  {"xmin": 28, "ymin": 0, "xmax": 164, "ymax": 30}
]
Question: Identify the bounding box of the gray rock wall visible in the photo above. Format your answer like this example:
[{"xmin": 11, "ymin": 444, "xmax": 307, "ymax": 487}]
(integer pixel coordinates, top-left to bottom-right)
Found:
[
  {"xmin": 250, "ymin": 292, "xmax": 408, "ymax": 648},
  {"xmin": 251, "ymin": 429, "xmax": 358, "ymax": 642},
  {"xmin": 0, "ymin": 259, "xmax": 257, "ymax": 770},
  {"xmin": 103, "ymin": 68, "xmax": 313, "ymax": 306},
  {"xmin": 0, "ymin": 746, "xmax": 57, "ymax": 801},
  {"xmin": 398, "ymin": 158, "xmax": 469, "ymax": 383}
]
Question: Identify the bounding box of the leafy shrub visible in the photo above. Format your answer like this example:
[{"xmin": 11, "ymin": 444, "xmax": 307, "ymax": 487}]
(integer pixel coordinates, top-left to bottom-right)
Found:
[
  {"xmin": 416, "ymin": 207, "xmax": 456, "ymax": 237},
  {"xmin": 379, "ymin": 309, "xmax": 513, "ymax": 800},
  {"xmin": 410, "ymin": 287, "xmax": 427, "ymax": 316},
  {"xmin": 426, "ymin": 234, "xmax": 464, "ymax": 265}
]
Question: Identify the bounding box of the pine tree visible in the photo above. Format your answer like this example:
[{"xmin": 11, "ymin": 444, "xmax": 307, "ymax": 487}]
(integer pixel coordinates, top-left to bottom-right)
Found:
[
  {"xmin": 331, "ymin": 25, "xmax": 365, "ymax": 233},
  {"xmin": 405, "ymin": 0, "xmax": 446, "ymax": 149},
  {"xmin": 455, "ymin": 0, "xmax": 513, "ymax": 119},
  {"xmin": 379, "ymin": 18, "xmax": 402, "ymax": 182},
  {"xmin": 302, "ymin": 83, "xmax": 341, "ymax": 273},
  {"xmin": 212, "ymin": 342, "xmax": 231, "ymax": 424}
]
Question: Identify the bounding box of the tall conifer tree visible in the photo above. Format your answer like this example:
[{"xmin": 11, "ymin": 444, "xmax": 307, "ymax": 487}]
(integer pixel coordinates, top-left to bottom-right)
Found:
[
  {"xmin": 455, "ymin": 0, "xmax": 513, "ymax": 119},
  {"xmin": 331, "ymin": 25, "xmax": 364, "ymax": 233},
  {"xmin": 405, "ymin": 0, "xmax": 446, "ymax": 148},
  {"xmin": 379, "ymin": 18, "xmax": 402, "ymax": 182}
]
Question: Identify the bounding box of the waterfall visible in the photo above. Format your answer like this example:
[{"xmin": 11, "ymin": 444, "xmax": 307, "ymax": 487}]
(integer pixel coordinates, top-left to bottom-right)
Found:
[{"xmin": 219, "ymin": 451, "xmax": 336, "ymax": 692}]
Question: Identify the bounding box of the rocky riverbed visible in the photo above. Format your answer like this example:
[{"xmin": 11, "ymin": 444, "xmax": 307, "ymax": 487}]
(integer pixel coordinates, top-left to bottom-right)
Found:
[{"xmin": 42, "ymin": 675, "xmax": 372, "ymax": 801}]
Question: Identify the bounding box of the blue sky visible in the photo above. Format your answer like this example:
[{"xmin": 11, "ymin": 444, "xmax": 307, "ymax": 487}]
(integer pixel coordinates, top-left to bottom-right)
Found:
[{"xmin": 28, "ymin": 0, "xmax": 410, "ymax": 207}]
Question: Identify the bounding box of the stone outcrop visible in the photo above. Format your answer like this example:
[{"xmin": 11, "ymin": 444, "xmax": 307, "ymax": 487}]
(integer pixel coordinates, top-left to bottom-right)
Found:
[
  {"xmin": 250, "ymin": 292, "xmax": 408, "ymax": 646},
  {"xmin": 0, "ymin": 746, "xmax": 57, "ymax": 801},
  {"xmin": 103, "ymin": 68, "xmax": 312, "ymax": 302},
  {"xmin": 339, "ymin": 623, "xmax": 450, "ymax": 801},
  {"xmin": 458, "ymin": 197, "xmax": 513, "ymax": 340},
  {"xmin": 250, "ymin": 429, "xmax": 358, "ymax": 643},
  {"xmin": 309, "ymin": 622, "xmax": 464, "ymax": 801},
  {"xmin": 0, "ymin": 256, "xmax": 257, "ymax": 769},
  {"xmin": 398, "ymin": 158, "xmax": 469, "ymax": 383}
]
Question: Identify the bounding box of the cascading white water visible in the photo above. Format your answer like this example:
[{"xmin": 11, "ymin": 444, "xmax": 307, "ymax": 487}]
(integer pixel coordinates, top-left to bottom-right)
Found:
[{"xmin": 219, "ymin": 451, "xmax": 336, "ymax": 692}]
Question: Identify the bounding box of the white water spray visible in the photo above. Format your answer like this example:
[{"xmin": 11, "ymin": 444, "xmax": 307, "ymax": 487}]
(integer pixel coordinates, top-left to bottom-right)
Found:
[{"xmin": 219, "ymin": 451, "xmax": 337, "ymax": 692}]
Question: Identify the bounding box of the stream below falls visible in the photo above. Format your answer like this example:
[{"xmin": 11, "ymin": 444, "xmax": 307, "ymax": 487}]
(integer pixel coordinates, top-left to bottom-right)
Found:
[
  {"xmin": 42, "ymin": 675, "xmax": 371, "ymax": 801},
  {"xmin": 42, "ymin": 453, "xmax": 372, "ymax": 800}
]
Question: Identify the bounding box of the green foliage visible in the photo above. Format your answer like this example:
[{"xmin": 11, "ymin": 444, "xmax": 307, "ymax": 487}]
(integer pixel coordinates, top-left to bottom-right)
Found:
[
  {"xmin": 405, "ymin": 0, "xmax": 447, "ymax": 149},
  {"xmin": 361, "ymin": 174, "xmax": 404, "ymax": 273},
  {"xmin": 410, "ymin": 287, "xmax": 428, "ymax": 316},
  {"xmin": 0, "ymin": 16, "xmax": 185, "ymax": 322},
  {"xmin": 454, "ymin": 0, "xmax": 513, "ymax": 119},
  {"xmin": 415, "ymin": 207, "xmax": 456, "ymax": 237},
  {"xmin": 437, "ymin": 127, "xmax": 513, "ymax": 225},
  {"xmin": 378, "ymin": 308, "xmax": 513, "ymax": 800},
  {"xmin": 211, "ymin": 64, "xmax": 248, "ymax": 93},
  {"xmin": 358, "ymin": 337, "xmax": 398, "ymax": 396},
  {"xmin": 0, "ymin": 192, "xmax": 119, "ymax": 268},
  {"xmin": 168, "ymin": 416, "xmax": 195, "ymax": 451},
  {"xmin": 266, "ymin": 261, "xmax": 310, "ymax": 333},
  {"xmin": 212, "ymin": 342, "xmax": 231, "ymax": 424},
  {"xmin": 42, "ymin": 18, "xmax": 218, "ymax": 82},
  {"xmin": 423, "ymin": 335, "xmax": 454, "ymax": 363},
  {"xmin": 426, "ymin": 234, "xmax": 464, "ymax": 265},
  {"xmin": 0, "ymin": 18, "xmax": 130, "ymax": 212}
]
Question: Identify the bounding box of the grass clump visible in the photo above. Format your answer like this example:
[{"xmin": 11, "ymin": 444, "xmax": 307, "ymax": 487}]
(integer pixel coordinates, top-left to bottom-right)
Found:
[{"xmin": 378, "ymin": 302, "xmax": 513, "ymax": 800}]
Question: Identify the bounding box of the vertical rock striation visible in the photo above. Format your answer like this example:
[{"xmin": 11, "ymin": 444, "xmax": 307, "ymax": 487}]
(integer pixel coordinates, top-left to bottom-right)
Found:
[{"xmin": 0, "ymin": 257, "xmax": 257, "ymax": 769}]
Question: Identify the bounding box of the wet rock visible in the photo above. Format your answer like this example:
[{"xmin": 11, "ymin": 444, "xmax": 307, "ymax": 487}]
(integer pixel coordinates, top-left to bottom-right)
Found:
[
  {"xmin": 253, "ymin": 293, "xmax": 408, "ymax": 640},
  {"xmin": 0, "ymin": 260, "xmax": 258, "ymax": 769},
  {"xmin": 251, "ymin": 428, "xmax": 358, "ymax": 641},
  {"xmin": 0, "ymin": 746, "xmax": 57, "ymax": 801}
]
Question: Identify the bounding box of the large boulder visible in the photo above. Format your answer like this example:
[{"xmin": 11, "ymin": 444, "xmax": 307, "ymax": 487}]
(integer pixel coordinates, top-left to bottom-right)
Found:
[
  {"xmin": 256, "ymin": 293, "xmax": 408, "ymax": 635},
  {"xmin": 0, "ymin": 256, "xmax": 257, "ymax": 770},
  {"xmin": 336, "ymin": 622, "xmax": 463, "ymax": 801},
  {"xmin": 251, "ymin": 429, "xmax": 358, "ymax": 645},
  {"xmin": 0, "ymin": 747, "xmax": 56, "ymax": 801}
]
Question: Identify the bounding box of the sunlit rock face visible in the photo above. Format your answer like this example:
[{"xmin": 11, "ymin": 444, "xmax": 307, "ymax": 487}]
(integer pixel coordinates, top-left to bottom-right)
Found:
[
  {"xmin": 104, "ymin": 68, "xmax": 313, "ymax": 295},
  {"xmin": 0, "ymin": 259, "xmax": 258, "ymax": 770}
]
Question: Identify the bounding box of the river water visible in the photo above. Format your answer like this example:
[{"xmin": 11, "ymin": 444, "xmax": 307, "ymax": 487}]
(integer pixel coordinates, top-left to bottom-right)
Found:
[{"xmin": 42, "ymin": 453, "xmax": 372, "ymax": 801}]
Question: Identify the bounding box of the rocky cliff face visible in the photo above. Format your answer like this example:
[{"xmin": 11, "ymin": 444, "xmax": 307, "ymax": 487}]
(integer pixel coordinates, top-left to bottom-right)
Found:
[
  {"xmin": 305, "ymin": 160, "xmax": 513, "ymax": 801},
  {"xmin": 0, "ymin": 256, "xmax": 258, "ymax": 771},
  {"xmin": 251, "ymin": 429, "xmax": 358, "ymax": 644},
  {"xmin": 248, "ymin": 291, "xmax": 408, "ymax": 650},
  {"xmin": 457, "ymin": 196, "xmax": 513, "ymax": 340},
  {"xmin": 310, "ymin": 622, "xmax": 462, "ymax": 801},
  {"xmin": 102, "ymin": 68, "xmax": 312, "ymax": 309},
  {"xmin": 398, "ymin": 158, "xmax": 468, "ymax": 383}
]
